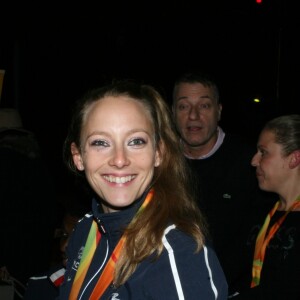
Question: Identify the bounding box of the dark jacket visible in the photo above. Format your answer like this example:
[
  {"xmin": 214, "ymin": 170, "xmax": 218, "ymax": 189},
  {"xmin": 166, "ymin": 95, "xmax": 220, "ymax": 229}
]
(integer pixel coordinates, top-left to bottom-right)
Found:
[
  {"xmin": 230, "ymin": 211, "xmax": 300, "ymax": 300},
  {"xmin": 186, "ymin": 133, "xmax": 276, "ymax": 294},
  {"xmin": 58, "ymin": 193, "xmax": 228, "ymax": 299},
  {"xmin": 24, "ymin": 265, "xmax": 65, "ymax": 300}
]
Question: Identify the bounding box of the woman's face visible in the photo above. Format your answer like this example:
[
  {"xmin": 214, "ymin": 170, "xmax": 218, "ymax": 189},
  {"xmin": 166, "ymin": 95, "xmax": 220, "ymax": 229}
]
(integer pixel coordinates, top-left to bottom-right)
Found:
[
  {"xmin": 251, "ymin": 129, "xmax": 290, "ymax": 194},
  {"xmin": 72, "ymin": 96, "xmax": 162, "ymax": 212}
]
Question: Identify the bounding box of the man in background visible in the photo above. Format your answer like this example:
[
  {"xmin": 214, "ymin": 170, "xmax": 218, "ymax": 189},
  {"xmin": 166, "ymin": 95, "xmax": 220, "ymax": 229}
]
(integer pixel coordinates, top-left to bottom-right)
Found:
[{"xmin": 172, "ymin": 71, "xmax": 276, "ymax": 294}]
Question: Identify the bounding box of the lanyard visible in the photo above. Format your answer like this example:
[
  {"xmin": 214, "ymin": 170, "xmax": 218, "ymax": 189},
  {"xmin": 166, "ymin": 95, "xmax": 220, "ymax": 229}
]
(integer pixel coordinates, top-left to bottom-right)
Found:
[
  {"xmin": 69, "ymin": 189, "xmax": 154, "ymax": 300},
  {"xmin": 69, "ymin": 221, "xmax": 101, "ymax": 299},
  {"xmin": 251, "ymin": 195, "xmax": 300, "ymax": 287}
]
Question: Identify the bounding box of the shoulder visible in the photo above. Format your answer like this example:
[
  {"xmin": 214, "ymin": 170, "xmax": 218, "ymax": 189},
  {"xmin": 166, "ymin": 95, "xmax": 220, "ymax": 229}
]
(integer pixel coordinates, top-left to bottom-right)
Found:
[
  {"xmin": 24, "ymin": 265, "xmax": 63, "ymax": 300},
  {"xmin": 155, "ymin": 225, "xmax": 228, "ymax": 298},
  {"xmin": 162, "ymin": 225, "xmax": 196, "ymax": 248},
  {"xmin": 221, "ymin": 133, "xmax": 256, "ymax": 159},
  {"xmin": 225, "ymin": 133, "xmax": 255, "ymax": 148},
  {"xmin": 162, "ymin": 225, "xmax": 223, "ymax": 266}
]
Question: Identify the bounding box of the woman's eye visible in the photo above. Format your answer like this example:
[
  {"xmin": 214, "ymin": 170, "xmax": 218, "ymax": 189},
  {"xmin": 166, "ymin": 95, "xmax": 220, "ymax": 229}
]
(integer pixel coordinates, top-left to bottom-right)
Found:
[
  {"xmin": 259, "ymin": 149, "xmax": 266, "ymax": 156},
  {"xmin": 91, "ymin": 140, "xmax": 108, "ymax": 147},
  {"xmin": 128, "ymin": 138, "xmax": 146, "ymax": 146}
]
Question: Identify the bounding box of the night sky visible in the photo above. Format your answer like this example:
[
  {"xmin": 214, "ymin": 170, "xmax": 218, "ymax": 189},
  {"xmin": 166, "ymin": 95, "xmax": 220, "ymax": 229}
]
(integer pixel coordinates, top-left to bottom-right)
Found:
[{"xmin": 1, "ymin": 0, "xmax": 299, "ymax": 185}]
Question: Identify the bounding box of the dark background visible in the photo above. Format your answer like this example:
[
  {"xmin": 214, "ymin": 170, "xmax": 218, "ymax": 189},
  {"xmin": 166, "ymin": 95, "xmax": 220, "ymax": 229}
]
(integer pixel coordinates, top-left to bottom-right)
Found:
[{"xmin": 1, "ymin": 0, "xmax": 299, "ymax": 187}]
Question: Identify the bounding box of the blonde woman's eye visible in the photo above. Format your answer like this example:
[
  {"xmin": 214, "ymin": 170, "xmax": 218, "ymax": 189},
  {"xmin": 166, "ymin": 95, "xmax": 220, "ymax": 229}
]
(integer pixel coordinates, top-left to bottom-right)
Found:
[
  {"xmin": 91, "ymin": 140, "xmax": 109, "ymax": 147},
  {"xmin": 129, "ymin": 138, "xmax": 146, "ymax": 146}
]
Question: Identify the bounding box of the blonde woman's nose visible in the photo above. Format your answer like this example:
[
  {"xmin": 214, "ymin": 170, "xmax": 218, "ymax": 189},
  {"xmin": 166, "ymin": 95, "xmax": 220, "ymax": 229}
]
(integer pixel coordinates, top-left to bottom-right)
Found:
[{"xmin": 109, "ymin": 146, "xmax": 130, "ymax": 168}]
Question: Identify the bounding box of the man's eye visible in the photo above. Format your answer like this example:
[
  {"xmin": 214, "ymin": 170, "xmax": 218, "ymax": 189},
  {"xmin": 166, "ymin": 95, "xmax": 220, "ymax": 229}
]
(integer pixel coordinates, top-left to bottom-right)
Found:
[
  {"xmin": 200, "ymin": 103, "xmax": 210, "ymax": 109},
  {"xmin": 178, "ymin": 104, "xmax": 188, "ymax": 110},
  {"xmin": 129, "ymin": 138, "xmax": 146, "ymax": 146}
]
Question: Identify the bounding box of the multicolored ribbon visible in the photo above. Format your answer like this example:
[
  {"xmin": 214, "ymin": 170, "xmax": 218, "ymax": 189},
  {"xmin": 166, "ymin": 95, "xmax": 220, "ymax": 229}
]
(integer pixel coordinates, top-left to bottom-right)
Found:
[
  {"xmin": 69, "ymin": 188, "xmax": 154, "ymax": 299},
  {"xmin": 251, "ymin": 195, "xmax": 300, "ymax": 287},
  {"xmin": 69, "ymin": 221, "xmax": 101, "ymax": 299}
]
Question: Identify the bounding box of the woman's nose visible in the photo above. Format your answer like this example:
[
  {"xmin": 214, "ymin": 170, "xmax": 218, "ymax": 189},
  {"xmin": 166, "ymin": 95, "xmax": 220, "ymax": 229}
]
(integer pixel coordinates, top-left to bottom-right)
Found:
[
  {"xmin": 109, "ymin": 146, "xmax": 130, "ymax": 168},
  {"xmin": 251, "ymin": 152, "xmax": 259, "ymax": 167}
]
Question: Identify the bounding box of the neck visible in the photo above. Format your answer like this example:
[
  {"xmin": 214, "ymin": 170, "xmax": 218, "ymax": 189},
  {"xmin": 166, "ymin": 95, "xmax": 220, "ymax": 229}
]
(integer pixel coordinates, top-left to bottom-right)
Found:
[{"xmin": 278, "ymin": 194, "xmax": 300, "ymax": 211}]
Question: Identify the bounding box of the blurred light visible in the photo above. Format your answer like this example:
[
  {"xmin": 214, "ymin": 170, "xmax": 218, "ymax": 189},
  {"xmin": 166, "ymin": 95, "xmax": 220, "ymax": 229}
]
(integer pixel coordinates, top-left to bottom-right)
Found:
[
  {"xmin": 256, "ymin": 0, "xmax": 262, "ymax": 4},
  {"xmin": 253, "ymin": 98, "xmax": 261, "ymax": 103}
]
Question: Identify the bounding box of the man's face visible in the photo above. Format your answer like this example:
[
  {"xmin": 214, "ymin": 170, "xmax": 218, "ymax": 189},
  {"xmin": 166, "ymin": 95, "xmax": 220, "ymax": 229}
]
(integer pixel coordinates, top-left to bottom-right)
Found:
[{"xmin": 173, "ymin": 82, "xmax": 222, "ymax": 151}]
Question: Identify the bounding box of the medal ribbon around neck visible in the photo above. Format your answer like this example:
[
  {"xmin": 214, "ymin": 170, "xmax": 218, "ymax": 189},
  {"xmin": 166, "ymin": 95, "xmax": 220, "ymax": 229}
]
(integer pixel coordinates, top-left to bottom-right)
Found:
[
  {"xmin": 69, "ymin": 188, "xmax": 154, "ymax": 300},
  {"xmin": 251, "ymin": 195, "xmax": 300, "ymax": 287}
]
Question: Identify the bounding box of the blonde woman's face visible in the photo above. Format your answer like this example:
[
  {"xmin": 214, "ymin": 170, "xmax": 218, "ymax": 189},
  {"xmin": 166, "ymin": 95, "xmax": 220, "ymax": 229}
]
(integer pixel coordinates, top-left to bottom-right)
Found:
[{"xmin": 72, "ymin": 96, "xmax": 162, "ymax": 212}]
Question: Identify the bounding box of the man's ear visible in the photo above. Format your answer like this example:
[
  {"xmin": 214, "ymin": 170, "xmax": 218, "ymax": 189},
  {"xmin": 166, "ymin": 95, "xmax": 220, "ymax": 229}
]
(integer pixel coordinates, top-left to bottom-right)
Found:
[
  {"xmin": 289, "ymin": 150, "xmax": 300, "ymax": 169},
  {"xmin": 218, "ymin": 103, "xmax": 222, "ymax": 121},
  {"xmin": 71, "ymin": 142, "xmax": 84, "ymax": 171}
]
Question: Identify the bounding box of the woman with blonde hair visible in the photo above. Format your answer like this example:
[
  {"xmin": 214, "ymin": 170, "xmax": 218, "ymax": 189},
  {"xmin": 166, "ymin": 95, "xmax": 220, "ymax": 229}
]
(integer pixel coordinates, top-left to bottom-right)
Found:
[{"xmin": 59, "ymin": 79, "xmax": 227, "ymax": 299}]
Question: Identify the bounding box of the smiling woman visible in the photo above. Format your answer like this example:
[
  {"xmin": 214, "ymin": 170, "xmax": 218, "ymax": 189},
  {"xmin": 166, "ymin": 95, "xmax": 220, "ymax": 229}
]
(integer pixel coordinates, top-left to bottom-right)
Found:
[
  {"xmin": 71, "ymin": 94, "xmax": 160, "ymax": 212},
  {"xmin": 59, "ymin": 79, "xmax": 228, "ymax": 299}
]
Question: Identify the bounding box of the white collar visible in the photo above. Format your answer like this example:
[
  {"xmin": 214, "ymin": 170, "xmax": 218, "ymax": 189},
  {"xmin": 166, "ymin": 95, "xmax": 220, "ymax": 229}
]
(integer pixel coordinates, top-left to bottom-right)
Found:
[{"xmin": 184, "ymin": 126, "xmax": 225, "ymax": 159}]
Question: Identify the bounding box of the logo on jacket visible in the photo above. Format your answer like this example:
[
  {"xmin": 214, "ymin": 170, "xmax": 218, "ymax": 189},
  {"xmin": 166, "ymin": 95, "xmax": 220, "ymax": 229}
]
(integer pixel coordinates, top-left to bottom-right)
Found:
[
  {"xmin": 71, "ymin": 246, "xmax": 84, "ymax": 271},
  {"xmin": 111, "ymin": 293, "xmax": 120, "ymax": 300},
  {"xmin": 223, "ymin": 193, "xmax": 231, "ymax": 199}
]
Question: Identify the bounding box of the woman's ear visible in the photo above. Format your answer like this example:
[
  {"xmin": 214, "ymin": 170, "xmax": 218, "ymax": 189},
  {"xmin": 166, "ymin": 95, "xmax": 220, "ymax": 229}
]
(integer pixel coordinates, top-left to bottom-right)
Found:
[
  {"xmin": 71, "ymin": 142, "xmax": 84, "ymax": 171},
  {"xmin": 154, "ymin": 141, "xmax": 164, "ymax": 167},
  {"xmin": 289, "ymin": 150, "xmax": 300, "ymax": 169}
]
